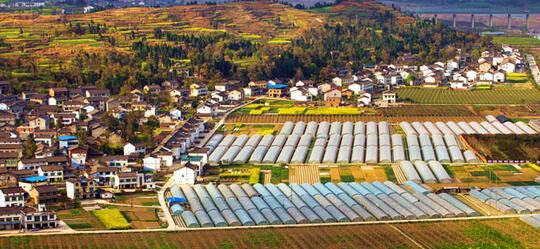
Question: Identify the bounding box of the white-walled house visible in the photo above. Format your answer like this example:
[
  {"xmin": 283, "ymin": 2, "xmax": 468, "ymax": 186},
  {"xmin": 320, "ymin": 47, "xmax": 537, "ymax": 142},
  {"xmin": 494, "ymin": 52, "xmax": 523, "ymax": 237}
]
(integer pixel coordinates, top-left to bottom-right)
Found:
[
  {"xmin": 144, "ymin": 106, "xmax": 156, "ymax": 118},
  {"xmin": 143, "ymin": 156, "xmax": 161, "ymax": 171},
  {"xmin": 499, "ymin": 62, "xmax": 515, "ymax": 73},
  {"xmin": 424, "ymin": 76, "xmax": 436, "ymax": 84},
  {"xmin": 307, "ymin": 87, "xmax": 318, "ymax": 97},
  {"xmin": 290, "ymin": 87, "xmax": 309, "ymax": 101},
  {"xmin": 348, "ymin": 83, "xmax": 362, "ymax": 94},
  {"xmin": 227, "ymin": 90, "xmax": 243, "ymax": 101},
  {"xmin": 466, "ymin": 70, "xmax": 478, "ymax": 81},
  {"xmin": 38, "ymin": 166, "xmax": 64, "ymax": 182},
  {"xmin": 358, "ymin": 93, "xmax": 371, "ymax": 106},
  {"xmin": 158, "ymin": 153, "xmax": 173, "ymax": 168},
  {"xmin": 123, "ymin": 142, "xmax": 146, "ymax": 156},
  {"xmin": 332, "ymin": 77, "xmax": 343, "ymax": 86},
  {"xmin": 479, "ymin": 72, "xmax": 494, "ymax": 81},
  {"xmin": 0, "ymin": 187, "xmax": 26, "ymax": 207},
  {"xmin": 172, "ymin": 163, "xmax": 199, "ymax": 185},
  {"xmin": 169, "ymin": 109, "xmax": 182, "ymax": 120},
  {"xmin": 494, "ymin": 71, "xmax": 505, "ymax": 82},
  {"xmin": 447, "ymin": 60, "xmax": 459, "ymax": 71},
  {"xmin": 450, "ymin": 81, "xmax": 469, "ymax": 90},
  {"xmin": 196, "ymin": 103, "xmax": 218, "ymax": 117},
  {"xmin": 143, "ymin": 153, "xmax": 173, "ymax": 171}
]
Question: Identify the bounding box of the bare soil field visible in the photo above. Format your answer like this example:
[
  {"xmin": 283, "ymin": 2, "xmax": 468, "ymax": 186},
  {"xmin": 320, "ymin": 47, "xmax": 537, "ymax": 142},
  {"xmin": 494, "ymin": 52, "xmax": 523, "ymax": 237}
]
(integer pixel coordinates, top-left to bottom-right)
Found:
[
  {"xmin": 288, "ymin": 164, "xmax": 320, "ymax": 184},
  {"xmin": 3, "ymin": 218, "xmax": 539, "ymax": 249}
]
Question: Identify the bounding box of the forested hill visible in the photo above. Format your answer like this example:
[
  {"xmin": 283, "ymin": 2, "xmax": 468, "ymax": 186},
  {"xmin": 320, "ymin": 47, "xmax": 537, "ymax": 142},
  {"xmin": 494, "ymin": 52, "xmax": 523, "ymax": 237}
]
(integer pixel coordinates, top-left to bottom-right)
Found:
[{"xmin": 0, "ymin": 0, "xmax": 489, "ymax": 93}]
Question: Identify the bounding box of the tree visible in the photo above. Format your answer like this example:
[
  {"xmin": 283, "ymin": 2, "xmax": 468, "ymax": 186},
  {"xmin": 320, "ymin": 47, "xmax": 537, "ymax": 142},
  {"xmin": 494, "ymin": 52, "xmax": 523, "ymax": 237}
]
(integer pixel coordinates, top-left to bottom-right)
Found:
[
  {"xmin": 24, "ymin": 134, "xmax": 36, "ymax": 158},
  {"xmin": 77, "ymin": 130, "xmax": 88, "ymax": 146}
]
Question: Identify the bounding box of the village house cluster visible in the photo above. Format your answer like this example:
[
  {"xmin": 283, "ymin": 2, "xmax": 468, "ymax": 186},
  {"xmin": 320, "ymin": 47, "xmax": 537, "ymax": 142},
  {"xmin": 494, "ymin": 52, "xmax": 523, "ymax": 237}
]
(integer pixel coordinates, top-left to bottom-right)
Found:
[
  {"xmin": 0, "ymin": 79, "xmax": 216, "ymax": 231},
  {"xmin": 195, "ymin": 46, "xmax": 524, "ymax": 114}
]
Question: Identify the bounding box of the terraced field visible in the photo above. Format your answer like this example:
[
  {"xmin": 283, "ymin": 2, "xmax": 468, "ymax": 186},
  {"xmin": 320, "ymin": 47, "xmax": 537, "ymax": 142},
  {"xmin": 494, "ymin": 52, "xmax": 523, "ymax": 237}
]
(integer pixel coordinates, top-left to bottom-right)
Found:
[
  {"xmin": 397, "ymin": 88, "xmax": 540, "ymax": 104},
  {"xmin": 2, "ymin": 218, "xmax": 539, "ymax": 249}
]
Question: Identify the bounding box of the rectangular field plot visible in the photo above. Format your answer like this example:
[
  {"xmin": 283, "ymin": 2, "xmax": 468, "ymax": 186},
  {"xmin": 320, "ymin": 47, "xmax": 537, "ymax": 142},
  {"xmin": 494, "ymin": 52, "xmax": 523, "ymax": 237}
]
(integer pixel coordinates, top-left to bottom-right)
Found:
[
  {"xmin": 4, "ymin": 218, "xmax": 539, "ymax": 249},
  {"xmin": 396, "ymin": 88, "xmax": 540, "ymax": 104},
  {"xmin": 463, "ymin": 135, "xmax": 540, "ymax": 162}
]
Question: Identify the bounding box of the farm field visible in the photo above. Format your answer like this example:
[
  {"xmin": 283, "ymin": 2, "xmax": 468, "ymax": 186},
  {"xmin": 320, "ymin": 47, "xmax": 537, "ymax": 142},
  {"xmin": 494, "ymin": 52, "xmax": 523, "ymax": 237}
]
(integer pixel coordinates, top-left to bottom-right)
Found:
[
  {"xmin": 216, "ymin": 165, "xmax": 288, "ymax": 184},
  {"xmin": 93, "ymin": 208, "xmax": 131, "ymax": 230},
  {"xmin": 115, "ymin": 206, "xmax": 162, "ymax": 229},
  {"xmin": 114, "ymin": 192, "xmax": 160, "ymax": 207},
  {"xmin": 506, "ymin": 73, "xmax": 529, "ymax": 83},
  {"xmin": 236, "ymin": 100, "xmax": 377, "ymax": 115},
  {"xmin": 473, "ymin": 105, "xmax": 540, "ymax": 119},
  {"xmin": 2, "ymin": 218, "xmax": 539, "ymax": 249},
  {"xmin": 463, "ymin": 134, "xmax": 540, "ymax": 162},
  {"xmin": 446, "ymin": 164, "xmax": 540, "ymax": 186},
  {"xmin": 328, "ymin": 165, "xmax": 389, "ymax": 183},
  {"xmin": 492, "ymin": 36, "xmax": 540, "ymax": 47},
  {"xmin": 56, "ymin": 208, "xmax": 105, "ymax": 231},
  {"xmin": 396, "ymin": 88, "xmax": 540, "ymax": 104},
  {"xmin": 219, "ymin": 123, "xmax": 278, "ymax": 135},
  {"xmin": 226, "ymin": 114, "xmax": 484, "ymax": 124},
  {"xmin": 380, "ymin": 105, "xmax": 477, "ymax": 117},
  {"xmin": 288, "ymin": 164, "xmax": 320, "ymax": 184}
]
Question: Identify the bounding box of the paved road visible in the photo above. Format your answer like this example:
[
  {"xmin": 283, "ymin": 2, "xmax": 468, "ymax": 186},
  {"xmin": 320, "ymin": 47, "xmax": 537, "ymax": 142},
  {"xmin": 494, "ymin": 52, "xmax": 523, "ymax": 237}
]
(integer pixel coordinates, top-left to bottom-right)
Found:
[
  {"xmin": 197, "ymin": 97, "xmax": 263, "ymax": 147},
  {"xmin": 156, "ymin": 98, "xmax": 264, "ymax": 230}
]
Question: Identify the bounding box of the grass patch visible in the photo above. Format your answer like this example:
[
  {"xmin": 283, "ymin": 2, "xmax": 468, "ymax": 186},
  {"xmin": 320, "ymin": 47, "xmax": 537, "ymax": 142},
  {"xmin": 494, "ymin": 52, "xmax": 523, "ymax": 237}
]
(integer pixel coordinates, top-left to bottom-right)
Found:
[
  {"xmin": 268, "ymin": 39, "xmax": 291, "ymax": 44},
  {"xmin": 52, "ymin": 38, "xmax": 98, "ymax": 45},
  {"xmin": 492, "ymin": 36, "xmax": 540, "ymax": 47},
  {"xmin": 240, "ymin": 33, "xmax": 262, "ymax": 39},
  {"xmin": 383, "ymin": 166, "xmax": 396, "ymax": 182},
  {"xmin": 142, "ymin": 201, "xmax": 160, "ymax": 206},
  {"xmin": 68, "ymin": 223, "xmax": 93, "ymax": 229}
]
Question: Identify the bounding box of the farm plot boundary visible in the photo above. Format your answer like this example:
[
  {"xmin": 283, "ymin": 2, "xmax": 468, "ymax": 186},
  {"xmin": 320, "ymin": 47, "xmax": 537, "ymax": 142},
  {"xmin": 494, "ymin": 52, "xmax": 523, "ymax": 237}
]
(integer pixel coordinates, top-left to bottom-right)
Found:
[
  {"xmin": 226, "ymin": 114, "xmax": 484, "ymax": 123},
  {"xmin": 2, "ymin": 218, "xmax": 538, "ymax": 249}
]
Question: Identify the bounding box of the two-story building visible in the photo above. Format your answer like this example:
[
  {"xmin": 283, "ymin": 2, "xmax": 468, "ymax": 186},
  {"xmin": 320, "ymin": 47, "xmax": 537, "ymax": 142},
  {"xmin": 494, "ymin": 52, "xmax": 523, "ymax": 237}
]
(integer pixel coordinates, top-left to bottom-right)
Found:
[
  {"xmin": 29, "ymin": 185, "xmax": 58, "ymax": 205},
  {"xmin": 0, "ymin": 187, "xmax": 26, "ymax": 207},
  {"xmin": 37, "ymin": 166, "xmax": 64, "ymax": 182},
  {"xmin": 66, "ymin": 177, "xmax": 97, "ymax": 200}
]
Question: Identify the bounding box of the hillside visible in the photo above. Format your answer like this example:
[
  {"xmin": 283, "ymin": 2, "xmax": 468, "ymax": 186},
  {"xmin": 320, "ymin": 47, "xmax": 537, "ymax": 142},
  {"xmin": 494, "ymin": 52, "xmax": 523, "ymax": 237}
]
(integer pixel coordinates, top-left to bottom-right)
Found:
[
  {"xmin": 0, "ymin": 0, "xmax": 484, "ymax": 92},
  {"xmin": 0, "ymin": 2, "xmax": 324, "ymax": 59}
]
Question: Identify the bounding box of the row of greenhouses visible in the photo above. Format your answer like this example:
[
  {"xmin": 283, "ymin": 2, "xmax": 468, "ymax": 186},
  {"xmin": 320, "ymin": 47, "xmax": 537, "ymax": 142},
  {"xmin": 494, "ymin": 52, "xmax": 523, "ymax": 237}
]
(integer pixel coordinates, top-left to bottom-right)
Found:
[
  {"xmin": 206, "ymin": 131, "xmax": 480, "ymax": 165},
  {"xmin": 167, "ymin": 181, "xmax": 480, "ymax": 228},
  {"xmin": 278, "ymin": 121, "xmax": 392, "ymax": 139},
  {"xmin": 400, "ymin": 119, "xmax": 537, "ymax": 136},
  {"xmin": 469, "ymin": 186, "xmax": 540, "ymax": 214},
  {"xmin": 398, "ymin": 161, "xmax": 452, "ymax": 183}
]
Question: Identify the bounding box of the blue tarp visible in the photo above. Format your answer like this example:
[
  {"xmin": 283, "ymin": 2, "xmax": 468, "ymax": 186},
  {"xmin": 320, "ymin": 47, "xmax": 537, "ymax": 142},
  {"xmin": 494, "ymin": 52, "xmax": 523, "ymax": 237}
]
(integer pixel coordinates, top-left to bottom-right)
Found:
[
  {"xmin": 22, "ymin": 175, "xmax": 48, "ymax": 182},
  {"xmin": 167, "ymin": 197, "xmax": 187, "ymax": 204}
]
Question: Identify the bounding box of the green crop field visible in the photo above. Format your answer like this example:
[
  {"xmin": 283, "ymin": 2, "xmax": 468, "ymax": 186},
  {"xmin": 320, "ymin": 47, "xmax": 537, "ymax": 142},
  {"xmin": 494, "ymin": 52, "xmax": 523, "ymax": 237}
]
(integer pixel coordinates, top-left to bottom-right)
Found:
[
  {"xmin": 397, "ymin": 88, "xmax": 540, "ymax": 104},
  {"xmin": 1, "ymin": 219, "xmax": 539, "ymax": 249},
  {"xmin": 492, "ymin": 36, "xmax": 540, "ymax": 47},
  {"xmin": 506, "ymin": 73, "xmax": 528, "ymax": 83}
]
